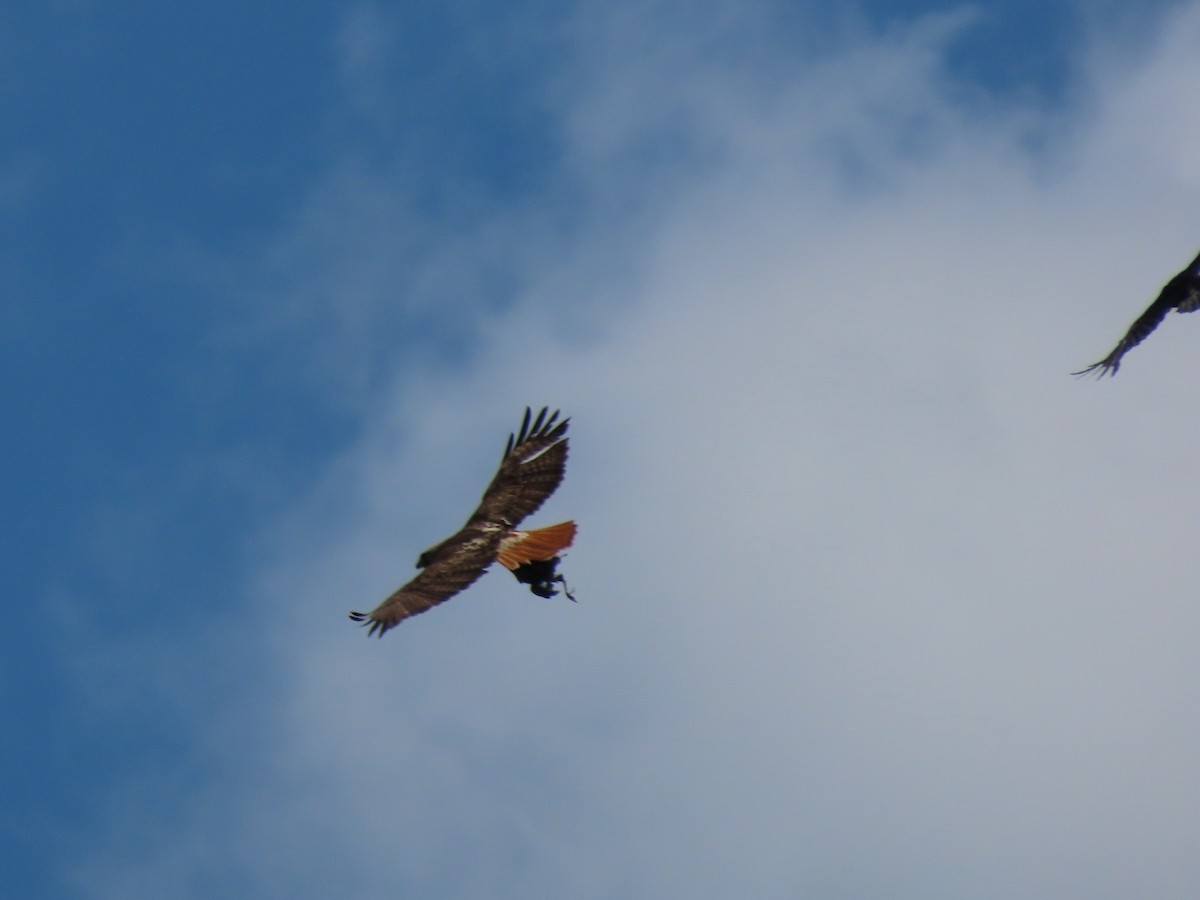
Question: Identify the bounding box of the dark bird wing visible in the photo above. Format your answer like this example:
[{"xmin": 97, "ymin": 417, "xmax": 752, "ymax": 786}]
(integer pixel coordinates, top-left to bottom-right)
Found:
[
  {"xmin": 468, "ymin": 406, "xmax": 569, "ymax": 528},
  {"xmin": 1075, "ymin": 248, "xmax": 1200, "ymax": 377},
  {"xmin": 349, "ymin": 536, "xmax": 496, "ymax": 637},
  {"xmin": 1073, "ymin": 299, "xmax": 1175, "ymax": 378}
]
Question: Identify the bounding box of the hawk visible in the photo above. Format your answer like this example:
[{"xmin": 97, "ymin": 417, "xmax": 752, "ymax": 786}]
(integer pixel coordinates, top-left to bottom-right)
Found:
[
  {"xmin": 1074, "ymin": 247, "xmax": 1200, "ymax": 377},
  {"xmin": 349, "ymin": 407, "xmax": 576, "ymax": 636}
]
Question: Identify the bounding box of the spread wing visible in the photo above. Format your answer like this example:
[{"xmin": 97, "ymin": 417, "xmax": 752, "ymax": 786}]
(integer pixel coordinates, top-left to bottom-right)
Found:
[
  {"xmin": 347, "ymin": 407, "xmax": 571, "ymax": 636},
  {"xmin": 1073, "ymin": 297, "xmax": 1175, "ymax": 378},
  {"xmin": 468, "ymin": 406, "xmax": 569, "ymax": 528},
  {"xmin": 1075, "ymin": 248, "xmax": 1200, "ymax": 377},
  {"xmin": 349, "ymin": 536, "xmax": 497, "ymax": 637}
]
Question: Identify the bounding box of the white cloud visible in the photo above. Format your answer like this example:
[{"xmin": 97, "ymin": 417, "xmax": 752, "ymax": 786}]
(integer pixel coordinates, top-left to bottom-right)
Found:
[{"xmin": 76, "ymin": 3, "xmax": 1200, "ymax": 898}]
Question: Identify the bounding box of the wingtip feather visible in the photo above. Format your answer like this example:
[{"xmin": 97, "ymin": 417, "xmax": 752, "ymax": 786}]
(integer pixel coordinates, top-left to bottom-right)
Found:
[
  {"xmin": 349, "ymin": 610, "xmax": 391, "ymax": 637},
  {"xmin": 1071, "ymin": 359, "xmax": 1119, "ymax": 378}
]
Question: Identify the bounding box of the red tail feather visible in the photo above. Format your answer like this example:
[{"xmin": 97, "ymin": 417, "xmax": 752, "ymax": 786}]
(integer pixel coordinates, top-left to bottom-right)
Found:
[{"xmin": 496, "ymin": 521, "xmax": 576, "ymax": 570}]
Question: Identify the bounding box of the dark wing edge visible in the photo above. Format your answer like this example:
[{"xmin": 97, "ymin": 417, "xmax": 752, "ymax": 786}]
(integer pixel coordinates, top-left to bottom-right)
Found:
[
  {"xmin": 1073, "ymin": 293, "xmax": 1175, "ymax": 378},
  {"xmin": 1074, "ymin": 248, "xmax": 1200, "ymax": 378},
  {"xmin": 349, "ymin": 547, "xmax": 492, "ymax": 637},
  {"xmin": 473, "ymin": 406, "xmax": 570, "ymax": 527}
]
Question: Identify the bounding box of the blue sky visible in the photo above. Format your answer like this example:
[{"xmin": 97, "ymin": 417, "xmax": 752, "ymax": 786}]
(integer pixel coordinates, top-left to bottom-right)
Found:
[{"xmin": 7, "ymin": 0, "xmax": 1200, "ymax": 896}]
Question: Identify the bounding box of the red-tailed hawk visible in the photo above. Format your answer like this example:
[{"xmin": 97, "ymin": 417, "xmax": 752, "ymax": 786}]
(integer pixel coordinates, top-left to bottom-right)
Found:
[
  {"xmin": 1074, "ymin": 247, "xmax": 1200, "ymax": 377},
  {"xmin": 349, "ymin": 407, "xmax": 576, "ymax": 636}
]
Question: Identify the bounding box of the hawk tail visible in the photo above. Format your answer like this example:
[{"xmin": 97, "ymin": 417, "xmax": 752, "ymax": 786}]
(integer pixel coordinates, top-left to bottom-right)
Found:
[{"xmin": 496, "ymin": 520, "xmax": 576, "ymax": 570}]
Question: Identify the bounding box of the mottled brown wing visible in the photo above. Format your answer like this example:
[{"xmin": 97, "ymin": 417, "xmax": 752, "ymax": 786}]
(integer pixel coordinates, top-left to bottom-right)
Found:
[
  {"xmin": 469, "ymin": 406, "xmax": 569, "ymax": 528},
  {"xmin": 349, "ymin": 536, "xmax": 495, "ymax": 637},
  {"xmin": 1075, "ymin": 248, "xmax": 1200, "ymax": 377}
]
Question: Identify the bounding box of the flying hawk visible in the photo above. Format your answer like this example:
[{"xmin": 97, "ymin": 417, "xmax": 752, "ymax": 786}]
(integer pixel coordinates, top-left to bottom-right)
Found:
[
  {"xmin": 349, "ymin": 407, "xmax": 576, "ymax": 636},
  {"xmin": 1074, "ymin": 247, "xmax": 1200, "ymax": 377}
]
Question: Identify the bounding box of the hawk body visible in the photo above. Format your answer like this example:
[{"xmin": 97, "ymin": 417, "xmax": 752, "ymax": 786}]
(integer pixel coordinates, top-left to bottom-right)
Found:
[
  {"xmin": 1075, "ymin": 247, "xmax": 1200, "ymax": 377},
  {"xmin": 349, "ymin": 407, "xmax": 575, "ymax": 636}
]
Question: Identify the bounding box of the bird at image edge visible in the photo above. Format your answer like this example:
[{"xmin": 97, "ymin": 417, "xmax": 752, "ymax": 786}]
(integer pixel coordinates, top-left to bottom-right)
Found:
[
  {"xmin": 350, "ymin": 407, "xmax": 576, "ymax": 636},
  {"xmin": 1074, "ymin": 246, "xmax": 1200, "ymax": 377}
]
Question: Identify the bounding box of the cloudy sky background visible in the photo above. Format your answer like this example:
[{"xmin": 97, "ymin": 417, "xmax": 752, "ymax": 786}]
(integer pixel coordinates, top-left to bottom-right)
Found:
[{"xmin": 8, "ymin": 0, "xmax": 1200, "ymax": 896}]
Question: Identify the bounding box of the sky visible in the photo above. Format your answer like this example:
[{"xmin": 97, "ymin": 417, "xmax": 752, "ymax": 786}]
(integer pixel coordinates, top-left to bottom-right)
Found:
[{"xmin": 7, "ymin": 0, "xmax": 1200, "ymax": 896}]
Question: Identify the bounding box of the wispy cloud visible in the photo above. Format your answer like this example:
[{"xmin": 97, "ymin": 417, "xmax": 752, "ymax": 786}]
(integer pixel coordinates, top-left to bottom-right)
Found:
[{"xmin": 71, "ymin": 3, "xmax": 1200, "ymax": 898}]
